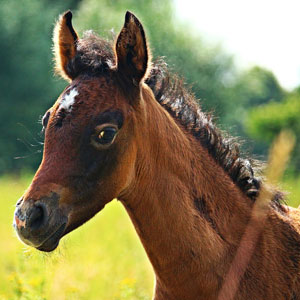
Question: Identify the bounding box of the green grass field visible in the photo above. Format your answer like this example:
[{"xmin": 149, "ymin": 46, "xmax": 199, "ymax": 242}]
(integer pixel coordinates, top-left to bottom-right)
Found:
[{"xmin": 0, "ymin": 174, "xmax": 299, "ymax": 300}]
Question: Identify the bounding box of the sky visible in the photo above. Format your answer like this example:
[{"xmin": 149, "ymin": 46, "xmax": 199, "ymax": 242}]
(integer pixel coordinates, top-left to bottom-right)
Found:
[{"xmin": 175, "ymin": 0, "xmax": 300, "ymax": 90}]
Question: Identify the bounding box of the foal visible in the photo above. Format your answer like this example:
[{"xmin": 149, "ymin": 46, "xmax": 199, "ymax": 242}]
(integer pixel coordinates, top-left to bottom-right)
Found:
[{"xmin": 14, "ymin": 11, "xmax": 300, "ymax": 299}]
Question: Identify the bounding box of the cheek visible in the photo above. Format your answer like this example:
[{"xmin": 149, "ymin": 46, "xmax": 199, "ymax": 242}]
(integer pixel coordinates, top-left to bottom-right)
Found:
[
  {"xmin": 66, "ymin": 150, "xmax": 133, "ymax": 208},
  {"xmin": 72, "ymin": 121, "xmax": 137, "ymax": 199},
  {"xmin": 106, "ymin": 141, "xmax": 137, "ymax": 196},
  {"xmin": 82, "ymin": 146, "xmax": 120, "ymax": 182}
]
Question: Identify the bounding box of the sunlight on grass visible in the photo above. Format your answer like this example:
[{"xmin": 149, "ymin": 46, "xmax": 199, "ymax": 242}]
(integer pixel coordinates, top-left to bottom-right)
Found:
[{"xmin": 0, "ymin": 174, "xmax": 153, "ymax": 300}]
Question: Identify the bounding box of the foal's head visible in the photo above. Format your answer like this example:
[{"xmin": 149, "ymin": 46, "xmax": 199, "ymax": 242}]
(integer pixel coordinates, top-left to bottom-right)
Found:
[{"xmin": 14, "ymin": 11, "xmax": 151, "ymax": 251}]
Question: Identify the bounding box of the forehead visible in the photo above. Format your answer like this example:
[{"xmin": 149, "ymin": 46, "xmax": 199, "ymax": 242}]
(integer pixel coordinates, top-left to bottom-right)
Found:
[
  {"xmin": 47, "ymin": 76, "xmax": 130, "ymax": 131},
  {"xmin": 55, "ymin": 76, "xmax": 122, "ymax": 117}
]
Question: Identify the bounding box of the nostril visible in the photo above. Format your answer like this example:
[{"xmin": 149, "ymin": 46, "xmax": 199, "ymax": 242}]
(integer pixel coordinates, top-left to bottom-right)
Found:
[{"xmin": 27, "ymin": 205, "xmax": 46, "ymax": 230}]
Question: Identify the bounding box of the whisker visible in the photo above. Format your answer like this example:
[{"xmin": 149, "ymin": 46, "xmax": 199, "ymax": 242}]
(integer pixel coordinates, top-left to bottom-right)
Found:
[
  {"xmin": 17, "ymin": 122, "xmax": 44, "ymax": 146},
  {"xmin": 14, "ymin": 150, "xmax": 42, "ymax": 160}
]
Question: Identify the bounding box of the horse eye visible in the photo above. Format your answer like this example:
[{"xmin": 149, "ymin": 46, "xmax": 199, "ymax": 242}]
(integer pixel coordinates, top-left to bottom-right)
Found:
[
  {"xmin": 42, "ymin": 111, "xmax": 50, "ymax": 129},
  {"xmin": 95, "ymin": 127, "xmax": 118, "ymax": 145}
]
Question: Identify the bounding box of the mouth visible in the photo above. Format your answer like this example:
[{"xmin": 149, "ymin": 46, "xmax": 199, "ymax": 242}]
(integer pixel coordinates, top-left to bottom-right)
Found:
[{"xmin": 37, "ymin": 222, "xmax": 67, "ymax": 252}]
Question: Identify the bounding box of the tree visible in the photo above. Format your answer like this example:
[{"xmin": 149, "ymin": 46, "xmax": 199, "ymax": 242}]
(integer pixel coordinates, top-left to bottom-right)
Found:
[
  {"xmin": 220, "ymin": 66, "xmax": 286, "ymax": 156},
  {"xmin": 247, "ymin": 93, "xmax": 300, "ymax": 172}
]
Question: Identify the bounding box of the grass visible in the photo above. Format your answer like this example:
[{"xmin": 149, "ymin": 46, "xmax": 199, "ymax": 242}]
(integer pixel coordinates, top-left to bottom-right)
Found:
[
  {"xmin": 0, "ymin": 174, "xmax": 153, "ymax": 300},
  {"xmin": 0, "ymin": 172, "xmax": 300, "ymax": 300}
]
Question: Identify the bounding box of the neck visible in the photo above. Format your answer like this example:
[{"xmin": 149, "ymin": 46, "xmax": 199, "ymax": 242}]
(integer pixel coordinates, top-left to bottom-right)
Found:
[{"xmin": 119, "ymin": 87, "xmax": 252, "ymax": 299}]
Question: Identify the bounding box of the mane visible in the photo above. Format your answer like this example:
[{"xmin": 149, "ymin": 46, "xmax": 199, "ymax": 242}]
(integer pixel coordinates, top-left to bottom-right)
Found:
[
  {"xmin": 68, "ymin": 32, "xmax": 284, "ymax": 203},
  {"xmin": 145, "ymin": 61, "xmax": 262, "ymax": 200}
]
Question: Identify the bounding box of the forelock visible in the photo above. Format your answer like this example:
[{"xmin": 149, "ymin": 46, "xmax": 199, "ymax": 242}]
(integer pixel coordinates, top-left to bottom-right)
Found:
[{"xmin": 66, "ymin": 31, "xmax": 115, "ymax": 78}]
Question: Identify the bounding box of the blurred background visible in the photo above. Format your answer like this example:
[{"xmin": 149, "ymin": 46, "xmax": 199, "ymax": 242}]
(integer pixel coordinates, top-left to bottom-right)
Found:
[{"xmin": 0, "ymin": 0, "xmax": 299, "ymax": 299}]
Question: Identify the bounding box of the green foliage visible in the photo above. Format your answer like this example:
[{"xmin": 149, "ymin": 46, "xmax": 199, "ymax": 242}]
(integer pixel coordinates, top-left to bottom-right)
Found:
[
  {"xmin": 234, "ymin": 66, "xmax": 285, "ymax": 107},
  {"xmin": 247, "ymin": 93, "xmax": 300, "ymax": 171},
  {"xmin": 219, "ymin": 66, "xmax": 287, "ymax": 157},
  {"xmin": 222, "ymin": 66, "xmax": 285, "ymax": 127},
  {"xmin": 0, "ymin": 0, "xmax": 79, "ymax": 174}
]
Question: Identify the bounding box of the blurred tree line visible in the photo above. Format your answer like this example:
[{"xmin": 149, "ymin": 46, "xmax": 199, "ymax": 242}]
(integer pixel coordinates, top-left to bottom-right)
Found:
[
  {"xmin": 1, "ymin": 0, "xmax": 299, "ymax": 174},
  {"xmin": 0, "ymin": 0, "xmax": 81, "ymax": 173}
]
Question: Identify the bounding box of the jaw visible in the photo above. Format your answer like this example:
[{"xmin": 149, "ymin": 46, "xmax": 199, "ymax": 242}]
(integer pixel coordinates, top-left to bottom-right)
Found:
[
  {"xmin": 35, "ymin": 201, "xmax": 107, "ymax": 252},
  {"xmin": 63, "ymin": 202, "xmax": 107, "ymax": 234}
]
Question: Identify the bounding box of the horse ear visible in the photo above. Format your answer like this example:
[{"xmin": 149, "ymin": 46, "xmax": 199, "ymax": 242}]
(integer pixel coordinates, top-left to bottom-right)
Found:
[
  {"xmin": 53, "ymin": 10, "xmax": 78, "ymax": 81},
  {"xmin": 115, "ymin": 11, "xmax": 149, "ymax": 85}
]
